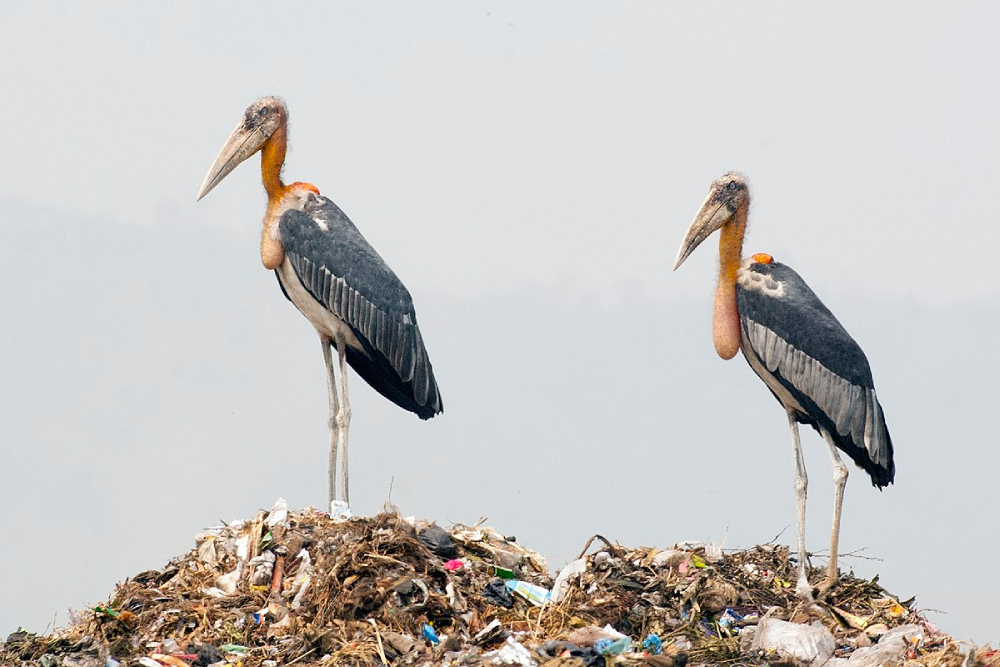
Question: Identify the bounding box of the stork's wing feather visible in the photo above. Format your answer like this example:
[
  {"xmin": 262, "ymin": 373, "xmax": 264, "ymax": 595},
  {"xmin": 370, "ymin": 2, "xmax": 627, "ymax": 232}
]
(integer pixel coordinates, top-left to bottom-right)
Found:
[
  {"xmin": 737, "ymin": 261, "xmax": 893, "ymax": 487},
  {"xmin": 279, "ymin": 196, "xmax": 442, "ymax": 418}
]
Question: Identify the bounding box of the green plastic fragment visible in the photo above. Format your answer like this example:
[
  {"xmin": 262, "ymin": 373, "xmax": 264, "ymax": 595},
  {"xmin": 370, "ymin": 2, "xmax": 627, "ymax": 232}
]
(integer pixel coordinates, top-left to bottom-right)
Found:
[{"xmin": 487, "ymin": 565, "xmax": 515, "ymax": 579}]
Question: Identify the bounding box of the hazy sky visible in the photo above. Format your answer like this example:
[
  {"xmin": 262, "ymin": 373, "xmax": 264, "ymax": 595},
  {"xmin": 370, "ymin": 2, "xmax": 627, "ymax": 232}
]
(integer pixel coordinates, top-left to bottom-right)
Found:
[{"xmin": 2, "ymin": 2, "xmax": 998, "ymax": 646}]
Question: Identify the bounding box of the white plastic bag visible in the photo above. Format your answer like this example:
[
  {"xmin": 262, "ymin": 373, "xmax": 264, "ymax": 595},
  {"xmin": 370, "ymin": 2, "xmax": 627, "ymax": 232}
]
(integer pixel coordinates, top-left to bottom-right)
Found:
[{"xmin": 752, "ymin": 617, "xmax": 835, "ymax": 667}]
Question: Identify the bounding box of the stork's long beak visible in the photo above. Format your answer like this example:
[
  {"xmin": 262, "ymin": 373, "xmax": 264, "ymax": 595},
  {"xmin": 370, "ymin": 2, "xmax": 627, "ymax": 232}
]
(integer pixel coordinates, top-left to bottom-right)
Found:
[
  {"xmin": 196, "ymin": 123, "xmax": 268, "ymax": 201},
  {"xmin": 672, "ymin": 191, "xmax": 733, "ymax": 270}
]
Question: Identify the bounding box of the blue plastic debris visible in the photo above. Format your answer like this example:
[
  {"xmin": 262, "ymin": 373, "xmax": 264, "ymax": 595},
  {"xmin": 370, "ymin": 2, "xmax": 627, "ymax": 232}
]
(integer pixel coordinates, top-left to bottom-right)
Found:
[
  {"xmin": 718, "ymin": 607, "xmax": 745, "ymax": 634},
  {"xmin": 594, "ymin": 637, "xmax": 632, "ymax": 655},
  {"xmin": 422, "ymin": 623, "xmax": 440, "ymax": 645},
  {"xmin": 642, "ymin": 633, "xmax": 663, "ymax": 654}
]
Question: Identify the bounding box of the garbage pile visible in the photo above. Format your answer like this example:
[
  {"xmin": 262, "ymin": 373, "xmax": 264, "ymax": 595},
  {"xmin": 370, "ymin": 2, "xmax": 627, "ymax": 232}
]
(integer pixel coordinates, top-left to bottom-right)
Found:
[{"xmin": 3, "ymin": 500, "xmax": 996, "ymax": 667}]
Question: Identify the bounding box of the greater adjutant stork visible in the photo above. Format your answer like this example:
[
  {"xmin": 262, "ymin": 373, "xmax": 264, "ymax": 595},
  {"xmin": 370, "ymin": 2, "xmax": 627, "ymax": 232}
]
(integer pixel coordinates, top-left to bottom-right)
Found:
[
  {"xmin": 197, "ymin": 96, "xmax": 442, "ymax": 511},
  {"xmin": 673, "ymin": 173, "xmax": 894, "ymax": 599}
]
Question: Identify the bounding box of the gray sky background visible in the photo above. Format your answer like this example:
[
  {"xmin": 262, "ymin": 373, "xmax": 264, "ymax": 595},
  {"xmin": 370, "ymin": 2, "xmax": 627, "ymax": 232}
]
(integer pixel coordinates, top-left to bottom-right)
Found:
[{"xmin": 2, "ymin": 2, "xmax": 998, "ymax": 646}]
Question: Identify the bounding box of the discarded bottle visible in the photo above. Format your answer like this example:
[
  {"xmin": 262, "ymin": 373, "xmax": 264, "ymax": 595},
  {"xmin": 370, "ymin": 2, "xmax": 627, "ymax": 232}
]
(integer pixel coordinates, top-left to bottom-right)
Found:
[{"xmin": 485, "ymin": 564, "xmax": 515, "ymax": 579}]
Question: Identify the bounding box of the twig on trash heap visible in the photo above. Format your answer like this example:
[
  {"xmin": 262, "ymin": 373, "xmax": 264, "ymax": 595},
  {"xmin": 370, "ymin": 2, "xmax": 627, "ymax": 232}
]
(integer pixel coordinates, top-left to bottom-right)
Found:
[
  {"xmin": 368, "ymin": 619, "xmax": 389, "ymax": 666},
  {"xmin": 576, "ymin": 534, "xmax": 626, "ymax": 560},
  {"xmin": 284, "ymin": 647, "xmax": 316, "ymax": 665}
]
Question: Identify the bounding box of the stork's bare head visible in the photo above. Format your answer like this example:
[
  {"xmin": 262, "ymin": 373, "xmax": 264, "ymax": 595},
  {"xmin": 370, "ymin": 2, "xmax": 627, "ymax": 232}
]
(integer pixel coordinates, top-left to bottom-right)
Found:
[
  {"xmin": 673, "ymin": 172, "xmax": 750, "ymax": 270},
  {"xmin": 196, "ymin": 96, "xmax": 288, "ymax": 201}
]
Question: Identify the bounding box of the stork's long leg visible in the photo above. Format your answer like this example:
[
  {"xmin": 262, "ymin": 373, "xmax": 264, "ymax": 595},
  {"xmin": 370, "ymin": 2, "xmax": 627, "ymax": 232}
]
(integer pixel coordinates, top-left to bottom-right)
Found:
[
  {"xmin": 334, "ymin": 334, "xmax": 352, "ymax": 506},
  {"xmin": 322, "ymin": 337, "xmax": 341, "ymax": 509},
  {"xmin": 817, "ymin": 427, "xmax": 849, "ymax": 596},
  {"xmin": 787, "ymin": 412, "xmax": 812, "ymax": 599}
]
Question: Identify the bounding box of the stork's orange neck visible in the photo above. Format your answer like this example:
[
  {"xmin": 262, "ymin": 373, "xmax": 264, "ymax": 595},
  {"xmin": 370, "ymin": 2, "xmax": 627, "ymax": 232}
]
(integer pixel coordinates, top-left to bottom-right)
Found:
[
  {"xmin": 260, "ymin": 186, "xmax": 322, "ymax": 275},
  {"xmin": 261, "ymin": 122, "xmax": 287, "ymax": 200},
  {"xmin": 712, "ymin": 213, "xmax": 747, "ymax": 360},
  {"xmin": 259, "ymin": 121, "xmax": 288, "ymax": 269},
  {"xmin": 257, "ymin": 117, "xmax": 324, "ymax": 270},
  {"xmin": 718, "ymin": 219, "xmax": 745, "ymax": 286}
]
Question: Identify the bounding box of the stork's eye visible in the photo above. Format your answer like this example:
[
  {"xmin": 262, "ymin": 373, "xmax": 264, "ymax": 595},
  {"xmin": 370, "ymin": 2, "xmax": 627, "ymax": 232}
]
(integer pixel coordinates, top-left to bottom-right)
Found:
[
  {"xmin": 259, "ymin": 108, "xmax": 268, "ymax": 116},
  {"xmin": 727, "ymin": 181, "xmax": 737, "ymax": 191}
]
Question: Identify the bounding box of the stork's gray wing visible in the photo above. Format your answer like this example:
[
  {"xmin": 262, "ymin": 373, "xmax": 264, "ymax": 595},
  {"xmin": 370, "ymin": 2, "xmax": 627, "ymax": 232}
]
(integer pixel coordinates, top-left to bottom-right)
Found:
[
  {"xmin": 737, "ymin": 260, "xmax": 893, "ymax": 487},
  {"xmin": 278, "ymin": 195, "xmax": 442, "ymax": 419}
]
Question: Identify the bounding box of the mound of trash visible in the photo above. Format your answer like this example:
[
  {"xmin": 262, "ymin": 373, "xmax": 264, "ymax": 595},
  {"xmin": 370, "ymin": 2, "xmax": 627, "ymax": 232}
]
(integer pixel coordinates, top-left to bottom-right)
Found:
[{"xmin": 2, "ymin": 500, "xmax": 996, "ymax": 667}]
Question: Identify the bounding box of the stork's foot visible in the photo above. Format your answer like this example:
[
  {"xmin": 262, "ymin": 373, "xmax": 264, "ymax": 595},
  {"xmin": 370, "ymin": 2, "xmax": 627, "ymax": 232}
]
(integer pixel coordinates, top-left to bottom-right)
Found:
[
  {"xmin": 795, "ymin": 577, "xmax": 814, "ymax": 601},
  {"xmin": 792, "ymin": 576, "xmax": 839, "ymax": 604},
  {"xmin": 330, "ymin": 500, "xmax": 352, "ymax": 519},
  {"xmin": 814, "ymin": 574, "xmax": 838, "ymax": 601}
]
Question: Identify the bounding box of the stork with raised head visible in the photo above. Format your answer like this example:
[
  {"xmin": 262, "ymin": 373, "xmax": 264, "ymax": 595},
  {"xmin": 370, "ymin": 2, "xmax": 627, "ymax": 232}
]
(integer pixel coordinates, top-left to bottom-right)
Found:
[
  {"xmin": 197, "ymin": 96, "xmax": 443, "ymax": 512},
  {"xmin": 673, "ymin": 173, "xmax": 894, "ymax": 599}
]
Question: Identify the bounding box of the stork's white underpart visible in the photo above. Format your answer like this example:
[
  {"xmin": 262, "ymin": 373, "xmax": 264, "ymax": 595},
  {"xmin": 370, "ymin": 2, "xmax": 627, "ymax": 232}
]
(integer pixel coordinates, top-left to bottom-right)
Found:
[{"xmin": 276, "ymin": 258, "xmax": 365, "ymax": 351}]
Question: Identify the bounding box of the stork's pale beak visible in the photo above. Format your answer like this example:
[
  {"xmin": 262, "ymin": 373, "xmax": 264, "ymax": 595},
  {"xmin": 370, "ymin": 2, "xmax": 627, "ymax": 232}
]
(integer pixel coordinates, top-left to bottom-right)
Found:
[
  {"xmin": 672, "ymin": 190, "xmax": 734, "ymax": 270},
  {"xmin": 196, "ymin": 123, "xmax": 268, "ymax": 201}
]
